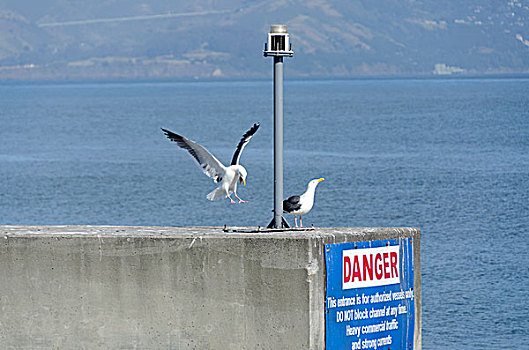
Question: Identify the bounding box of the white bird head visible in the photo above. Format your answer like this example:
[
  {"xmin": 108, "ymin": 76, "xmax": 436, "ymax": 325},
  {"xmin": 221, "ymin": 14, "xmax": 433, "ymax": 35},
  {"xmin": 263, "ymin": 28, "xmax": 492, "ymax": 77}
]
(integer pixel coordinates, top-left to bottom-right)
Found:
[
  {"xmin": 309, "ymin": 178, "xmax": 325, "ymax": 187},
  {"xmin": 236, "ymin": 166, "xmax": 248, "ymax": 186}
]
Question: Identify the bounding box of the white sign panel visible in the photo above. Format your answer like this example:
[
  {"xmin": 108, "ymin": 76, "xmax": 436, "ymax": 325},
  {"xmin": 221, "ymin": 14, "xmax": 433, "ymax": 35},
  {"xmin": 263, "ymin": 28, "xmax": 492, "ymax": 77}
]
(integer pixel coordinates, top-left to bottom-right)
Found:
[{"xmin": 342, "ymin": 245, "xmax": 400, "ymax": 289}]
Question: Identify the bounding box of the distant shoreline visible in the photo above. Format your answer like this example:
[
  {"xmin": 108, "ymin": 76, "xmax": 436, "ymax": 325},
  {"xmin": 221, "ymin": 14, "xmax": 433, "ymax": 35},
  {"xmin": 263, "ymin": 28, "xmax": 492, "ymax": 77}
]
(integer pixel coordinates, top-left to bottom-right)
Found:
[{"xmin": 2, "ymin": 72, "xmax": 529, "ymax": 85}]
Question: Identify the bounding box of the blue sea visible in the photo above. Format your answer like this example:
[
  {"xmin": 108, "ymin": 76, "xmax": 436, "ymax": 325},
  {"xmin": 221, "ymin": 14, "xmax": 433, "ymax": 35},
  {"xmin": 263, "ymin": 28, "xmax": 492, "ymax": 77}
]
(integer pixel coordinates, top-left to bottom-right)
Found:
[{"xmin": 1, "ymin": 77, "xmax": 528, "ymax": 348}]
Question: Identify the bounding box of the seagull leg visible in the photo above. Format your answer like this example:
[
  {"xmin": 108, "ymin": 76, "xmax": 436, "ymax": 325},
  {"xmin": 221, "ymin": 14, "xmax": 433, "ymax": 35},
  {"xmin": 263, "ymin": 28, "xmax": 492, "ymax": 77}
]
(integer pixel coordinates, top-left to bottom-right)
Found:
[
  {"xmin": 294, "ymin": 216, "xmax": 298, "ymax": 228},
  {"xmin": 234, "ymin": 193, "xmax": 248, "ymax": 203},
  {"xmin": 227, "ymin": 194, "xmax": 237, "ymax": 204},
  {"xmin": 299, "ymin": 216, "xmax": 304, "ymax": 228}
]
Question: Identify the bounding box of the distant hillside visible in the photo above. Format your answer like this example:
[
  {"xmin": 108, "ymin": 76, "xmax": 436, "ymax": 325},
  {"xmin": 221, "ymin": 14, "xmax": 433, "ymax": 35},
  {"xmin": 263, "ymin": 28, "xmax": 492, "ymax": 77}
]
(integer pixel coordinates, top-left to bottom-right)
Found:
[{"xmin": 1, "ymin": 0, "xmax": 528, "ymax": 80}]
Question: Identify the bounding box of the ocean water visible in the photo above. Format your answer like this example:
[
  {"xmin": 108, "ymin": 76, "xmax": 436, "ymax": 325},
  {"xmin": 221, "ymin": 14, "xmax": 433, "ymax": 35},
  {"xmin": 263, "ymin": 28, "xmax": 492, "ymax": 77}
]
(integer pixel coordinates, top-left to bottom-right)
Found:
[{"xmin": 1, "ymin": 77, "xmax": 528, "ymax": 348}]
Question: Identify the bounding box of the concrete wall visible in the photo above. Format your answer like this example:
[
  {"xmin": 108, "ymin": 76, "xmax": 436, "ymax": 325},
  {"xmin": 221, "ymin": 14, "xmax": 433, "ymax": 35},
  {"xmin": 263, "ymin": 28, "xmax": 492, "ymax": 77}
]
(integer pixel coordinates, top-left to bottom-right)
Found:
[{"xmin": 0, "ymin": 226, "xmax": 420, "ymax": 349}]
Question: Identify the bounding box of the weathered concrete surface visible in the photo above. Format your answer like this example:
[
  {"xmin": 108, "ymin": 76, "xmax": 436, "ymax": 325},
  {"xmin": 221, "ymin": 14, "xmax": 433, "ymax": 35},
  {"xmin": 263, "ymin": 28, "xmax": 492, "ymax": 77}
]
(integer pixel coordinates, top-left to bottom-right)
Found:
[{"xmin": 0, "ymin": 226, "xmax": 421, "ymax": 349}]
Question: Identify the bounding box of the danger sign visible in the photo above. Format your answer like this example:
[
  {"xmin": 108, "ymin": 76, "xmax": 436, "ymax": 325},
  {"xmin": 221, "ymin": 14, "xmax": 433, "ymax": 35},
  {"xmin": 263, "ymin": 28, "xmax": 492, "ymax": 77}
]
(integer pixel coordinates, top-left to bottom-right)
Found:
[
  {"xmin": 342, "ymin": 245, "xmax": 400, "ymax": 289},
  {"xmin": 325, "ymin": 238, "xmax": 415, "ymax": 350}
]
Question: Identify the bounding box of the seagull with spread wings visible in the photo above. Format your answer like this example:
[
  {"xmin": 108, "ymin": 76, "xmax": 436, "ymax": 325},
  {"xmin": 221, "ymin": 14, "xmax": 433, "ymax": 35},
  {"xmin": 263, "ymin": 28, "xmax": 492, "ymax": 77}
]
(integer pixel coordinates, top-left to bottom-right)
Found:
[{"xmin": 161, "ymin": 123, "xmax": 260, "ymax": 203}]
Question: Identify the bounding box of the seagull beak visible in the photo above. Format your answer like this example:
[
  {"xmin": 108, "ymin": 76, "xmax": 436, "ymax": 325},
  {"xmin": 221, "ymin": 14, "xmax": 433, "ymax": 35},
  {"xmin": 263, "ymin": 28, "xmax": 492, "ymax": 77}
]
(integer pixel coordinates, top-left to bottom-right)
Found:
[
  {"xmin": 239, "ymin": 177, "xmax": 246, "ymax": 186},
  {"xmin": 318, "ymin": 178, "xmax": 325, "ymax": 182}
]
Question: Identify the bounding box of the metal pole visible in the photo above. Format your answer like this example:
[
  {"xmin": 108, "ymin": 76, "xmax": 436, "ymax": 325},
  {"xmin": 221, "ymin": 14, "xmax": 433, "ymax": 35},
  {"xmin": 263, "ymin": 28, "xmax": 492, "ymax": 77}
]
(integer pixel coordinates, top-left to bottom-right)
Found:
[
  {"xmin": 265, "ymin": 24, "xmax": 292, "ymax": 229},
  {"xmin": 273, "ymin": 56, "xmax": 284, "ymax": 228}
]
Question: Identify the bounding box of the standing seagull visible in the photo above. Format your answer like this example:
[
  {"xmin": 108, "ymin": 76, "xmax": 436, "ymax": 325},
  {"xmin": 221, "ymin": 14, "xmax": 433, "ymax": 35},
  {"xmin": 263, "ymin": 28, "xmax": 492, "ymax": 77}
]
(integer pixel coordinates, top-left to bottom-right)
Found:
[
  {"xmin": 283, "ymin": 178, "xmax": 325, "ymax": 227},
  {"xmin": 161, "ymin": 123, "xmax": 260, "ymax": 203}
]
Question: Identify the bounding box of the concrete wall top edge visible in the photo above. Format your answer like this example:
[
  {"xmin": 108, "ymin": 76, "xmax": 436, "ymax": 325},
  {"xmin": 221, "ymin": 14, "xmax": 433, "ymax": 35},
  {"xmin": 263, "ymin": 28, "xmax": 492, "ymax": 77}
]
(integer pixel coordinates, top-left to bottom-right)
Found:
[{"xmin": 1, "ymin": 225, "xmax": 419, "ymax": 243}]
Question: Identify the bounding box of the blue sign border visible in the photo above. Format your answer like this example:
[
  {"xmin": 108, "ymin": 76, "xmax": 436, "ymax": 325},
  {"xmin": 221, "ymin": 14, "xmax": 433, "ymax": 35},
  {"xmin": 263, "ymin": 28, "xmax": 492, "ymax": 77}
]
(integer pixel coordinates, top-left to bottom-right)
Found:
[{"xmin": 325, "ymin": 238, "xmax": 415, "ymax": 350}]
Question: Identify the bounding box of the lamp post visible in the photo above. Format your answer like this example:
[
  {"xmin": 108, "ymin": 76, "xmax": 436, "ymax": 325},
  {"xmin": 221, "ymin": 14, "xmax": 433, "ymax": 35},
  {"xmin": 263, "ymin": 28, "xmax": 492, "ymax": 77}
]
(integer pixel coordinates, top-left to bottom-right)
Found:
[{"xmin": 264, "ymin": 25, "xmax": 293, "ymax": 229}]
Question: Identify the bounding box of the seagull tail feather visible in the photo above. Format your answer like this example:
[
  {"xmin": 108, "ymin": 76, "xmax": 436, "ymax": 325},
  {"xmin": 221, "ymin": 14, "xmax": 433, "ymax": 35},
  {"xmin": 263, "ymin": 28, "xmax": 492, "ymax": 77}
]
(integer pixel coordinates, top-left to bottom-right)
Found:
[{"xmin": 206, "ymin": 187, "xmax": 225, "ymax": 201}]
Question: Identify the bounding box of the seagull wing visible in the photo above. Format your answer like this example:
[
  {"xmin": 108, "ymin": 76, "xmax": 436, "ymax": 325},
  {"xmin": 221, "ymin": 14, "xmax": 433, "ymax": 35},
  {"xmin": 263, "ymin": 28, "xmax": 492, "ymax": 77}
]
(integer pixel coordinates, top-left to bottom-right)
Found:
[
  {"xmin": 283, "ymin": 195, "xmax": 302, "ymax": 213},
  {"xmin": 231, "ymin": 122, "xmax": 260, "ymax": 165},
  {"xmin": 162, "ymin": 128, "xmax": 226, "ymax": 183}
]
